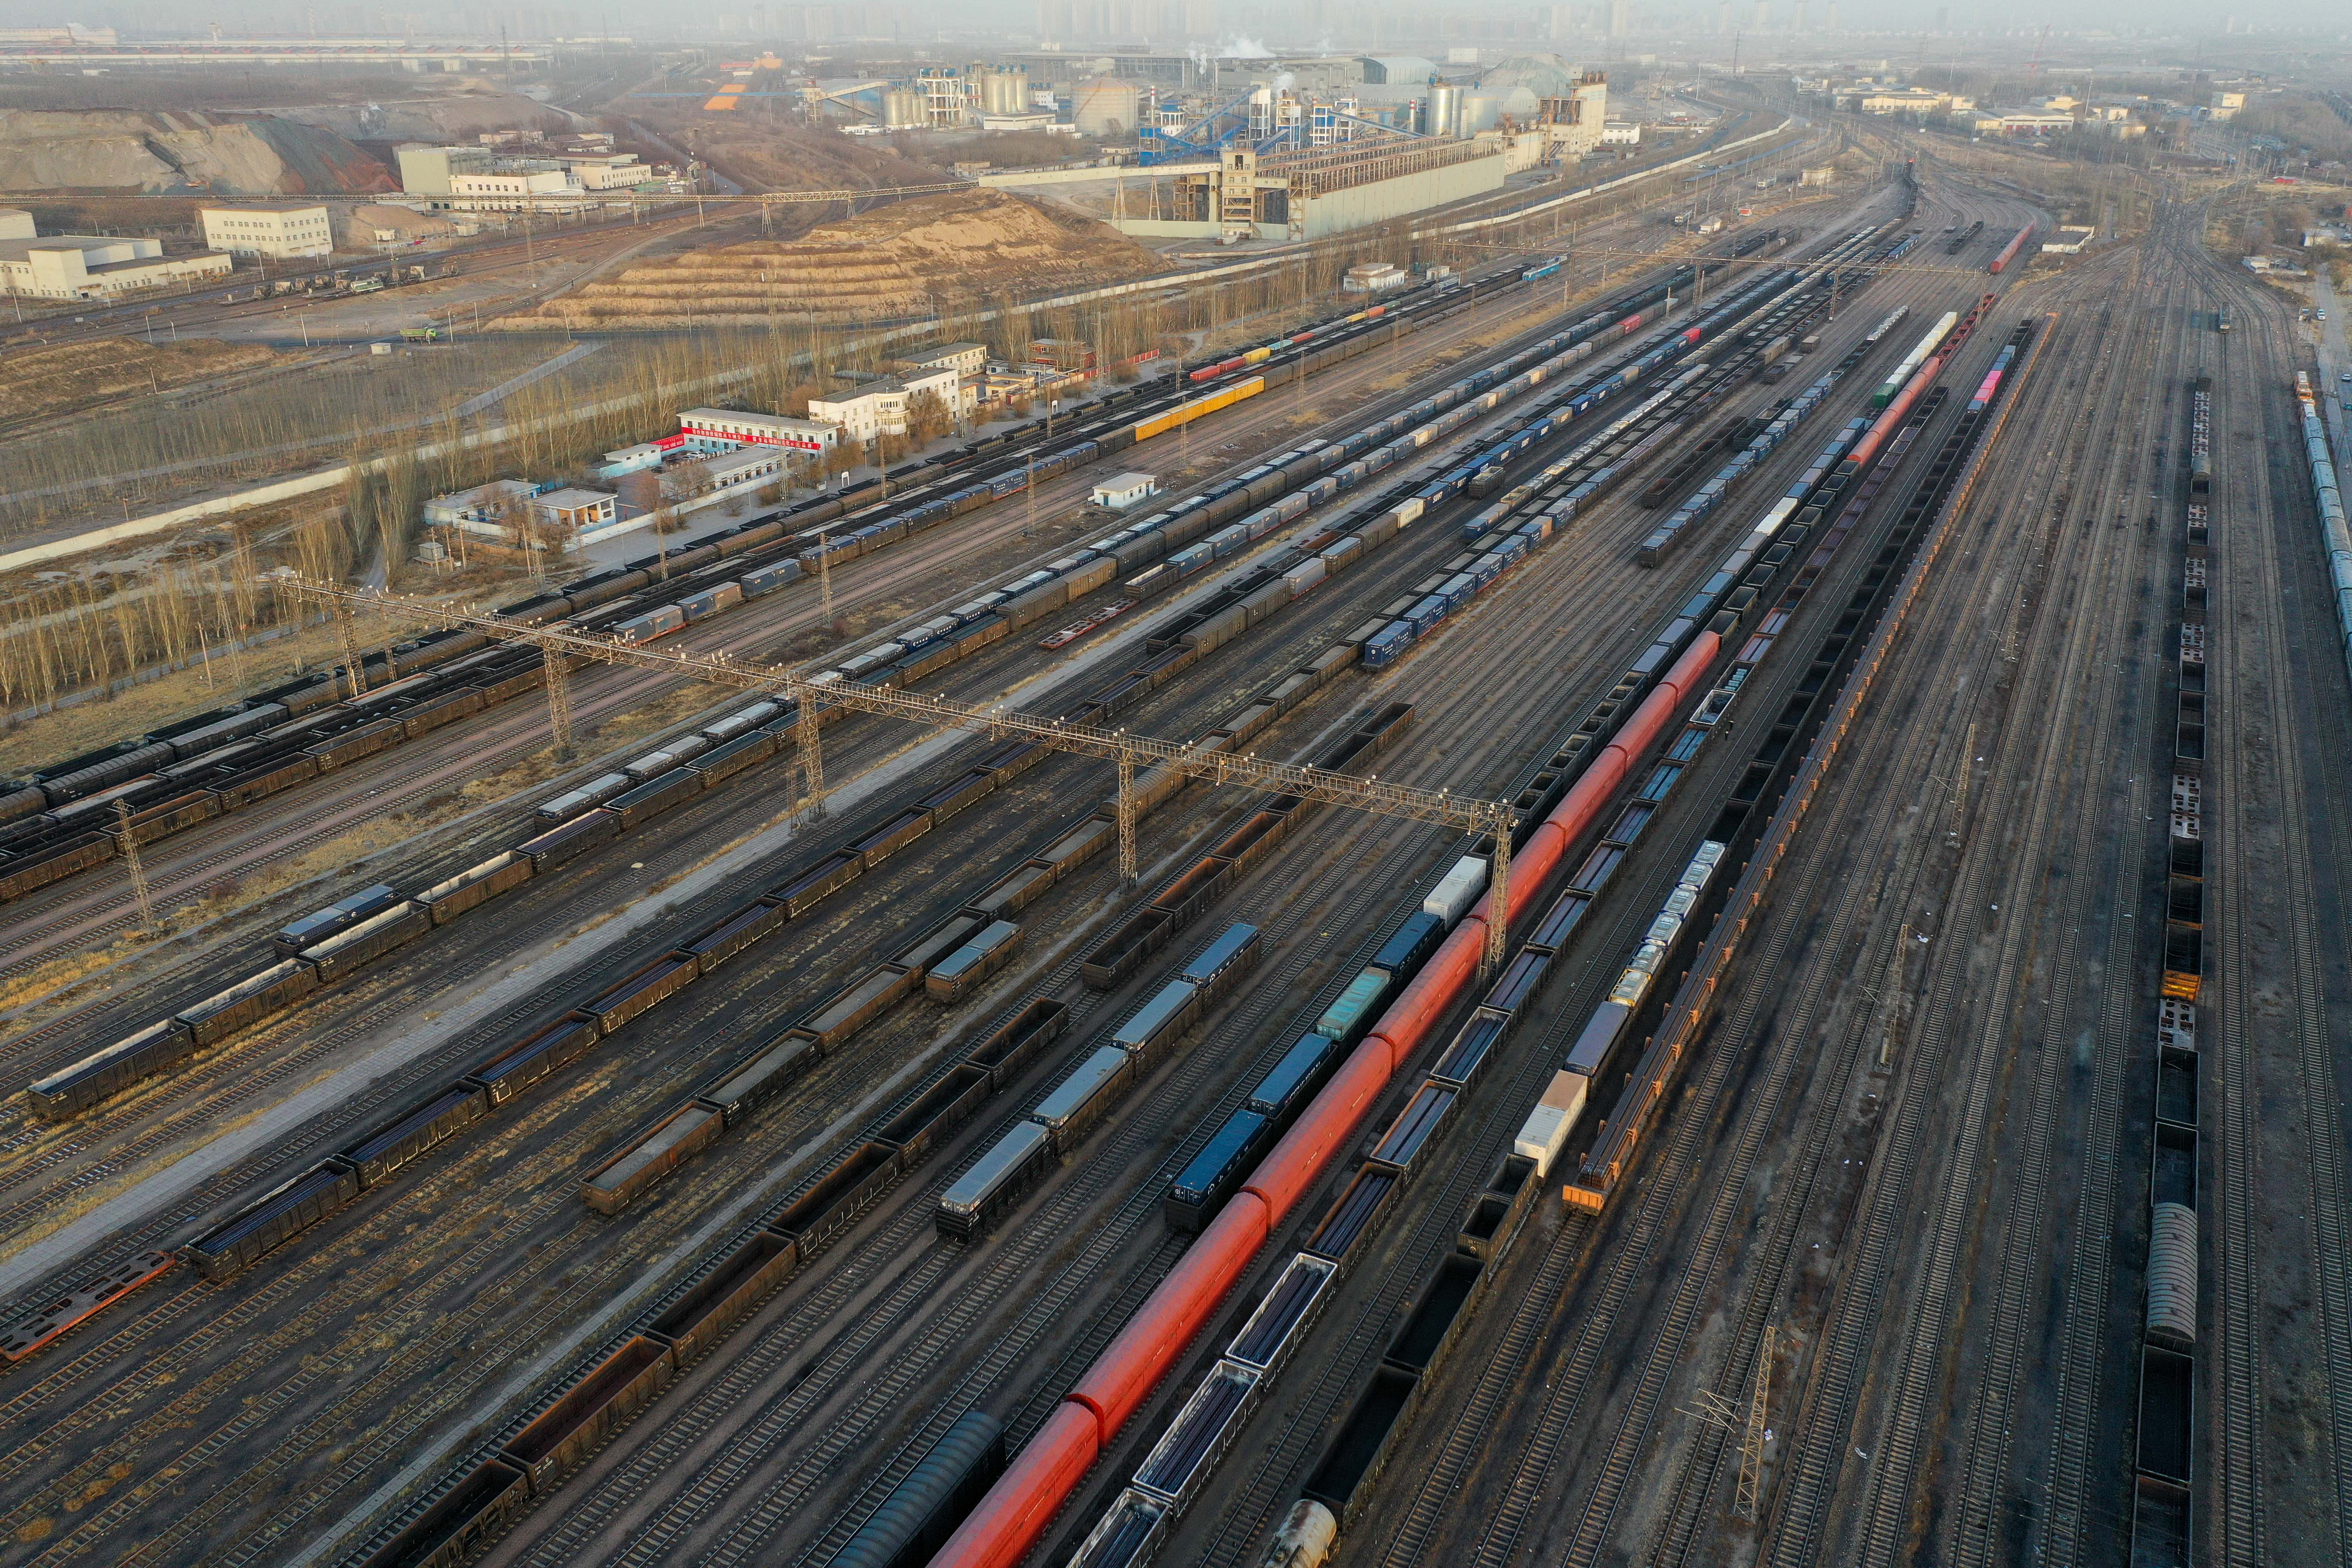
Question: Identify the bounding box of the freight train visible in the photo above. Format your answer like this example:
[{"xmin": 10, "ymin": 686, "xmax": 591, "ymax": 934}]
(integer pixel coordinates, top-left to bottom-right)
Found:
[
  {"xmin": 289, "ymin": 227, "xmax": 1865, "ymax": 1568},
  {"xmin": 943, "ymin": 290, "xmax": 2015, "ymax": 1568},
  {"xmin": 0, "ymin": 243, "xmax": 1780, "ymax": 905},
  {"xmin": 24, "ymin": 240, "xmax": 1799, "ymax": 1140},
  {"xmin": 1059, "ymin": 309, "xmax": 2040, "ymax": 1568}
]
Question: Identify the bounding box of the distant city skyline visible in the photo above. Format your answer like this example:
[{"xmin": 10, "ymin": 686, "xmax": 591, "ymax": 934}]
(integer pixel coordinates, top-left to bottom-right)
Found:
[{"xmin": 0, "ymin": 0, "xmax": 2343, "ymax": 42}]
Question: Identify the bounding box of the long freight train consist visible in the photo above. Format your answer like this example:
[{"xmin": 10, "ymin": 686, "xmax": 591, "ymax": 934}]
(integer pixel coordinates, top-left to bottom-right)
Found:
[
  {"xmin": 297, "ymin": 225, "xmax": 1896, "ymax": 1566},
  {"xmin": 6, "ymin": 233, "xmax": 1834, "ymax": 1378},
  {"xmin": 0, "ymin": 241, "xmax": 1783, "ymax": 906}
]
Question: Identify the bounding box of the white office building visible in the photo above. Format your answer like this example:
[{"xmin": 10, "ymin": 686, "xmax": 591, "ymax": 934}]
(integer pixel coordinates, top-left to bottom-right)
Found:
[{"xmin": 199, "ymin": 204, "xmax": 334, "ymax": 259}]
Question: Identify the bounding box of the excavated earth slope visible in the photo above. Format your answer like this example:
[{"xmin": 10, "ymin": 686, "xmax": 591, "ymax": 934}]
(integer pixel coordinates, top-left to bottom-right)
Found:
[{"xmin": 0, "ymin": 109, "xmax": 395, "ymax": 194}]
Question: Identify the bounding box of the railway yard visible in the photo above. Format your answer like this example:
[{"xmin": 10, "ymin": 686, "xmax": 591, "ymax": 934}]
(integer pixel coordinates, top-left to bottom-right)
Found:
[{"xmin": 2, "ymin": 142, "xmax": 2350, "ymax": 1568}]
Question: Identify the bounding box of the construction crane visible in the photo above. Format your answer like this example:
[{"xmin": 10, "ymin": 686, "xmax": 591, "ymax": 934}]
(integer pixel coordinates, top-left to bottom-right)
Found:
[{"xmin": 285, "ymin": 579, "xmax": 1523, "ymax": 971}]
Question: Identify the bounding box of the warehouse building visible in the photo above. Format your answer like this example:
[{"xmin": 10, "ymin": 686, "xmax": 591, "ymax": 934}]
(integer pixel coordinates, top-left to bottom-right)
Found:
[{"xmin": 0, "ymin": 222, "xmax": 230, "ymax": 299}]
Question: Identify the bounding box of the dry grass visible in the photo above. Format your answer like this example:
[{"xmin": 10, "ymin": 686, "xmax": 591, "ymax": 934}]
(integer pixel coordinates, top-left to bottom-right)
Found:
[
  {"xmin": 3, "ymin": 616, "xmax": 346, "ymax": 771},
  {"xmin": 0, "ymin": 339, "xmax": 277, "ymax": 431}
]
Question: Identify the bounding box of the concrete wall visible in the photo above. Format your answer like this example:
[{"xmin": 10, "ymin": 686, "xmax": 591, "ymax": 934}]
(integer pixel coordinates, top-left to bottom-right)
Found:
[{"xmin": 1297, "ymin": 153, "xmax": 1507, "ymax": 240}]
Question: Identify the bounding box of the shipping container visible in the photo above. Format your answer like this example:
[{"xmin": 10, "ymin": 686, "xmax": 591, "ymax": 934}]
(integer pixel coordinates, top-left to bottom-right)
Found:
[
  {"xmin": 519, "ymin": 809, "xmax": 622, "ymax": 870},
  {"xmin": 300, "ymin": 901, "xmax": 432, "ymax": 981},
  {"xmin": 874, "ymin": 1063, "xmax": 994, "ymax": 1167},
  {"xmin": 534, "ymin": 773, "xmax": 632, "ymax": 825},
  {"xmin": 1422, "ymin": 855, "xmax": 1489, "ymax": 923},
  {"xmin": 582, "ymin": 953, "xmax": 697, "ymax": 1033},
  {"xmin": 182, "ymin": 1159, "xmax": 360, "ymax": 1280},
  {"xmin": 771, "ymin": 1141, "xmax": 901, "ymax": 1258},
  {"xmin": 699, "ymin": 1030, "xmax": 820, "ymax": 1125},
  {"xmin": 1314, "ymin": 968, "xmax": 1393, "ymax": 1048},
  {"xmin": 501, "ymin": 1335, "xmax": 675, "ymax": 1487},
  {"xmin": 646, "ymin": 1232, "xmax": 797, "ymax": 1366},
  {"xmin": 925, "ymin": 920, "xmax": 1023, "ymax": 1002}
]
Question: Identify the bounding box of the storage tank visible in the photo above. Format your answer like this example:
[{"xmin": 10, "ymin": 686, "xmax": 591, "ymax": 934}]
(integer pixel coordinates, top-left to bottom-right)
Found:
[
  {"xmin": 2146, "ymin": 1202, "xmax": 2197, "ymax": 1348},
  {"xmin": 981, "ymin": 67, "xmax": 1030, "ymax": 116},
  {"xmin": 883, "ymin": 88, "xmax": 927, "ymax": 129},
  {"xmin": 1427, "ymin": 81, "xmax": 1461, "ymax": 138},
  {"xmin": 1072, "ymin": 75, "xmax": 1140, "ymax": 137},
  {"xmin": 1460, "ymin": 92, "xmax": 1501, "ymax": 134}
]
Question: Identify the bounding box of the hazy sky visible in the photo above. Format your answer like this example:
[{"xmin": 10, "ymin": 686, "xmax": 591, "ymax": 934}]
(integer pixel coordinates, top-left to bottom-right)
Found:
[{"xmin": 1, "ymin": 0, "xmax": 2344, "ymax": 42}]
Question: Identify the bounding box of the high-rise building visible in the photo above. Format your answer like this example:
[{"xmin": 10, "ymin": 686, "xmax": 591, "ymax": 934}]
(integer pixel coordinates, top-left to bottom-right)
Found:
[
  {"xmin": 1824, "ymin": 0, "xmax": 1838, "ymax": 28},
  {"xmin": 1717, "ymin": 0, "xmax": 1730, "ymax": 30},
  {"xmin": 1793, "ymin": 0, "xmax": 1807, "ymax": 28},
  {"xmin": 1547, "ymin": 3, "xmax": 1574, "ymax": 39},
  {"xmin": 1751, "ymin": 0, "xmax": 1769, "ymax": 30},
  {"xmin": 1608, "ymin": 0, "xmax": 1630, "ymax": 35}
]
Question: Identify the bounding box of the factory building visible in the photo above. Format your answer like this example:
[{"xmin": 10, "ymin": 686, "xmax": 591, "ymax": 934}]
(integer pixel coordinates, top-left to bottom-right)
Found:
[{"xmin": 1113, "ymin": 139, "xmax": 1507, "ymax": 245}]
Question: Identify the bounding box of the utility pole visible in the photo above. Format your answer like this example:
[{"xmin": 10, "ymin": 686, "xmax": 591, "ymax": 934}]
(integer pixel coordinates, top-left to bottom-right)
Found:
[
  {"xmin": 113, "ymin": 799, "xmax": 156, "ymax": 937},
  {"xmin": 816, "ymin": 530, "xmax": 834, "ymax": 626},
  {"xmin": 378, "ymin": 600, "xmax": 399, "ymax": 683},
  {"xmin": 795, "ymin": 699, "xmax": 825, "ymax": 817},
  {"xmin": 543, "ymin": 650, "xmax": 576, "ymax": 760},
  {"xmin": 1116, "ymin": 748, "xmax": 1138, "ymax": 886},
  {"xmin": 1737, "ymin": 1324, "xmax": 1779, "ymax": 1516},
  {"xmin": 1483, "ymin": 803, "xmax": 1512, "ymax": 977},
  {"xmin": 333, "ymin": 594, "xmax": 368, "ymax": 698}
]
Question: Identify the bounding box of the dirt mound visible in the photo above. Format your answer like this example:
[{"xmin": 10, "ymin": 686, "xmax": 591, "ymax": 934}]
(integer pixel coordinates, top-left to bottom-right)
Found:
[
  {"xmin": 502, "ymin": 187, "xmax": 1169, "ymax": 329},
  {"xmin": 0, "ymin": 338, "xmax": 276, "ymax": 429},
  {"xmin": 273, "ymin": 92, "xmax": 578, "ymax": 146},
  {"xmin": 673, "ymin": 120, "xmax": 957, "ymax": 195},
  {"xmin": 0, "ymin": 108, "xmax": 395, "ymax": 194}
]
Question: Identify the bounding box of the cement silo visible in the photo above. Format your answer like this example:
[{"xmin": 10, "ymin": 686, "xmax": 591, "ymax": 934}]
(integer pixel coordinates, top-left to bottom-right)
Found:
[
  {"xmin": 1427, "ymin": 80, "xmax": 1462, "ymax": 137},
  {"xmin": 1072, "ymin": 75, "xmax": 1141, "ymax": 137},
  {"xmin": 979, "ymin": 67, "xmax": 1030, "ymax": 116},
  {"xmin": 883, "ymin": 87, "xmax": 928, "ymax": 129}
]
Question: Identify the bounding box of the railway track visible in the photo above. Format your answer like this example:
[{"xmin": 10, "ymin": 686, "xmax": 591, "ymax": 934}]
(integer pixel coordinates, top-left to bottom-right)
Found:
[
  {"xmin": 1179, "ymin": 186, "xmax": 1964, "ymax": 1568},
  {"xmin": 1446, "ymin": 270, "xmax": 2049, "ymax": 1568},
  {"xmin": 1289, "ymin": 181, "xmax": 2074, "ymax": 1568},
  {"xmin": 0, "ymin": 334, "xmax": 1714, "ymax": 1273},
  {"xmin": 1757, "ymin": 266, "xmax": 2132, "ymax": 1568},
  {"xmin": 493, "ymin": 390, "xmax": 1769, "ymax": 1568},
  {"xmin": 458, "ymin": 245, "xmax": 1861, "ymax": 1562},
  {"xmin": 1636, "ymin": 276, "xmax": 2113, "ymax": 1568},
  {"xmin": 1933, "ymin": 246, "xmax": 2183, "ymax": 1568},
  {"xmin": 0, "ymin": 208, "xmax": 1881, "ymax": 1568},
  {"xmin": 2204, "ymin": 248, "xmax": 2352, "ymax": 1567},
  {"xmin": 0, "ymin": 262, "xmax": 1592, "ymax": 991}
]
